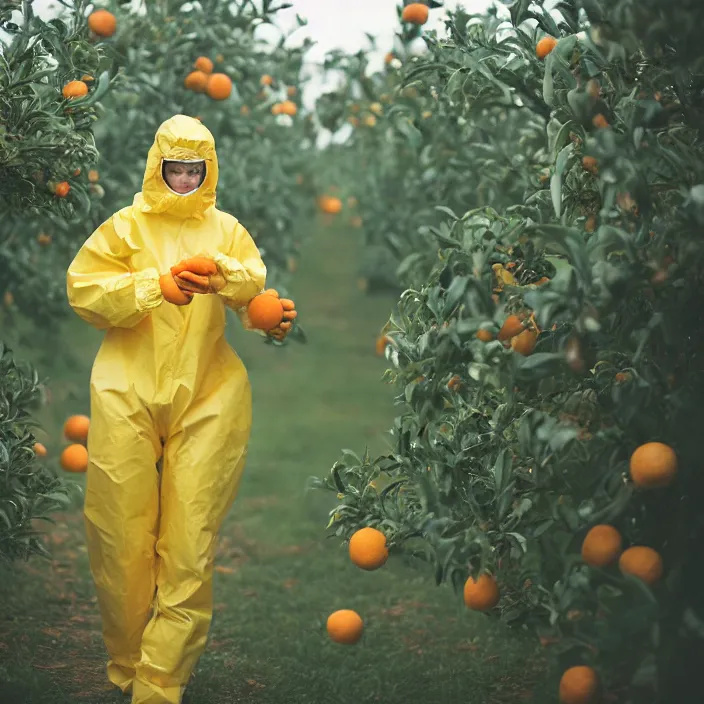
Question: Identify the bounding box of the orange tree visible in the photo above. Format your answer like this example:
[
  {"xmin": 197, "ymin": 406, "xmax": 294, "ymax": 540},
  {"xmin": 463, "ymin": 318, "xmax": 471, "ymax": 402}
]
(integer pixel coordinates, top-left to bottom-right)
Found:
[
  {"xmin": 316, "ymin": 1, "xmax": 546, "ymax": 292},
  {"xmin": 1, "ymin": 0, "xmax": 111, "ymax": 334},
  {"xmin": 314, "ymin": 0, "xmax": 704, "ymax": 701},
  {"xmin": 1, "ymin": 0, "xmax": 108, "ymax": 562}
]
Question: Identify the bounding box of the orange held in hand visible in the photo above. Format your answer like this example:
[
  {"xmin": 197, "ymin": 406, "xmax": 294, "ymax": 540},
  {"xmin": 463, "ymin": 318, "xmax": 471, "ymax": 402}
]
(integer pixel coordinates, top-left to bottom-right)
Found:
[
  {"xmin": 349, "ymin": 527, "xmax": 388, "ymax": 571},
  {"xmin": 61, "ymin": 444, "xmax": 89, "ymax": 473},
  {"xmin": 326, "ymin": 609, "xmax": 364, "ymax": 645},
  {"xmin": 64, "ymin": 414, "xmax": 90, "ymax": 443},
  {"xmin": 247, "ymin": 292, "xmax": 284, "ymax": 331},
  {"xmin": 160, "ymin": 273, "xmax": 193, "ymax": 306},
  {"xmin": 171, "ymin": 257, "xmax": 218, "ymax": 277}
]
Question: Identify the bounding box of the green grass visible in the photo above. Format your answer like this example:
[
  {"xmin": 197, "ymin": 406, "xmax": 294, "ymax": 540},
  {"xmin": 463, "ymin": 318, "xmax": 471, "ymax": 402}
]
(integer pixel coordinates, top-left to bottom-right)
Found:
[{"xmin": 0, "ymin": 221, "xmax": 549, "ymax": 703}]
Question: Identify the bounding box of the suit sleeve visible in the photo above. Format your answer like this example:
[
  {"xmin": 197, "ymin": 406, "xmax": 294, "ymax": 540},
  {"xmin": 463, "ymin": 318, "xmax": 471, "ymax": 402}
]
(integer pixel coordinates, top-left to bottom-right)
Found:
[
  {"xmin": 212, "ymin": 220, "xmax": 267, "ymax": 334},
  {"xmin": 66, "ymin": 212, "xmax": 162, "ymax": 330}
]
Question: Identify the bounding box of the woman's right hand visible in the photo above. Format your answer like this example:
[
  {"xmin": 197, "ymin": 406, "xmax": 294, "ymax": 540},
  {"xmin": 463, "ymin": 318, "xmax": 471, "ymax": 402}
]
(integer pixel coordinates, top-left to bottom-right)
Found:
[{"xmin": 160, "ymin": 273, "xmax": 194, "ymax": 306}]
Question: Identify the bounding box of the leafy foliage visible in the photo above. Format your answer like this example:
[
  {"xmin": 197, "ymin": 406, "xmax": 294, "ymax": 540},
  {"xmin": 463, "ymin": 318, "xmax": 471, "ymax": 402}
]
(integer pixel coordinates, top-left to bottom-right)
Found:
[
  {"xmin": 0, "ymin": 342, "xmax": 72, "ymax": 563},
  {"xmin": 317, "ymin": 1, "xmax": 704, "ymax": 700}
]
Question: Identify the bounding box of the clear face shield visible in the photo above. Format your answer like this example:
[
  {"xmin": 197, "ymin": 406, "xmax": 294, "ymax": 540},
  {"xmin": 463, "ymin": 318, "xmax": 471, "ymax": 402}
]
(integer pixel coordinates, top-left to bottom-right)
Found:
[{"xmin": 161, "ymin": 159, "xmax": 207, "ymax": 197}]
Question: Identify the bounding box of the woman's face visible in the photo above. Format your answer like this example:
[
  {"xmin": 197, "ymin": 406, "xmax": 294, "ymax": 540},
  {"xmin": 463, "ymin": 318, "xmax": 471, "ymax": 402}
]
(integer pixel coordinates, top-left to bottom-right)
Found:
[{"xmin": 163, "ymin": 161, "xmax": 205, "ymax": 194}]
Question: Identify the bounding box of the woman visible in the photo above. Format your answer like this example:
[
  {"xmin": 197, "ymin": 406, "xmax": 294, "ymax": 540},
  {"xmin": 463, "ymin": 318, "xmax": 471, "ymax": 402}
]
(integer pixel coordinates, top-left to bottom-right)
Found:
[{"xmin": 66, "ymin": 114, "xmax": 295, "ymax": 704}]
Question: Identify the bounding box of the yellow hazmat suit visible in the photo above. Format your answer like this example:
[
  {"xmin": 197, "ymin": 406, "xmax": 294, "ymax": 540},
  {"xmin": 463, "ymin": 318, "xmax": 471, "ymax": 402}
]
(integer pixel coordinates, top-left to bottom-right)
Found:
[{"xmin": 66, "ymin": 115, "xmax": 267, "ymax": 704}]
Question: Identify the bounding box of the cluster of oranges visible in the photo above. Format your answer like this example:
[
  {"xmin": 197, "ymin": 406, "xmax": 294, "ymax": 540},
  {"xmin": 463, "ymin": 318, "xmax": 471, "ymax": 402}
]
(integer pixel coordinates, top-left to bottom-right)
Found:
[
  {"xmin": 184, "ymin": 57, "xmax": 232, "ymax": 101},
  {"xmin": 33, "ymin": 414, "xmax": 90, "ymax": 473},
  {"xmin": 556, "ymin": 442, "xmax": 677, "ymax": 703},
  {"xmin": 327, "ymin": 522, "xmax": 501, "ymax": 645}
]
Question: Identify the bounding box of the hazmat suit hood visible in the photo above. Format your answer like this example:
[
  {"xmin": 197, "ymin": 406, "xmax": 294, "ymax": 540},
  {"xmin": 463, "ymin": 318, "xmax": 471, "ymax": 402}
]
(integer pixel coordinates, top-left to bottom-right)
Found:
[{"xmin": 135, "ymin": 115, "xmax": 218, "ymax": 221}]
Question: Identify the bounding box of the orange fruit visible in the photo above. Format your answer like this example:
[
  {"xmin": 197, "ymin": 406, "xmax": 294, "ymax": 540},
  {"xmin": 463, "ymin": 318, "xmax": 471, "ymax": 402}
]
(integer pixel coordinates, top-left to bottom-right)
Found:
[
  {"xmin": 61, "ymin": 444, "xmax": 89, "ymax": 473},
  {"xmin": 207, "ymin": 73, "xmax": 232, "ymax": 100},
  {"xmin": 582, "ymin": 156, "xmax": 598, "ymax": 174},
  {"xmin": 319, "ymin": 196, "xmax": 342, "ymax": 214},
  {"xmin": 286, "ymin": 85, "xmax": 297, "ymax": 97},
  {"xmin": 88, "ymin": 169, "xmax": 99, "ymax": 182},
  {"xmin": 326, "ymin": 609, "xmax": 363, "ymax": 645},
  {"xmin": 247, "ymin": 293, "xmax": 284, "ymax": 331},
  {"xmin": 476, "ymin": 329, "xmax": 493, "ymax": 342},
  {"xmin": 170, "ymin": 256, "xmax": 218, "ymax": 277},
  {"xmin": 364, "ymin": 115, "xmax": 377, "ymax": 127},
  {"xmin": 260, "ymin": 74, "xmax": 273, "ymax": 86},
  {"xmin": 401, "ymin": 3, "xmax": 429, "ymax": 24},
  {"xmin": 37, "ymin": 233, "xmax": 52, "ymax": 246},
  {"xmin": 581, "ymin": 525, "xmax": 622, "ymax": 567},
  {"xmin": 271, "ymin": 103, "xmax": 283, "ymax": 115},
  {"xmin": 585, "ymin": 215, "xmax": 597, "ymax": 233},
  {"xmin": 240, "ymin": 105, "xmax": 250, "ymax": 116},
  {"xmin": 619, "ymin": 546, "xmax": 663, "ymax": 585},
  {"xmin": 511, "ymin": 329, "xmax": 538, "ymax": 356},
  {"xmin": 194, "ymin": 56, "xmax": 213, "ymax": 74},
  {"xmin": 62, "ymin": 80, "xmax": 88, "ymax": 99},
  {"xmin": 376, "ymin": 335, "xmax": 392, "ymax": 356},
  {"xmin": 447, "ymin": 375, "xmax": 462, "ymax": 391},
  {"xmin": 88, "ymin": 9, "xmax": 117, "ymax": 37},
  {"xmin": 33, "ymin": 442, "xmax": 48, "ymax": 457},
  {"xmin": 592, "ymin": 113, "xmax": 609, "ymax": 129},
  {"xmin": 159, "ymin": 273, "xmax": 193, "ymax": 306},
  {"xmin": 384, "ymin": 52, "xmax": 395, "ymax": 64},
  {"xmin": 280, "ymin": 99, "xmax": 297, "ymax": 116},
  {"xmin": 463, "ymin": 573, "xmax": 500, "ymax": 611},
  {"xmin": 629, "ymin": 442, "xmax": 677, "ymax": 488},
  {"xmin": 73, "ymin": 168, "xmax": 81, "ymax": 176},
  {"xmin": 559, "ymin": 666, "xmax": 599, "ymax": 704},
  {"xmin": 536, "ymin": 36, "xmax": 558, "ymax": 59},
  {"xmin": 64, "ymin": 414, "xmax": 90, "ymax": 443},
  {"xmin": 497, "ymin": 314, "xmax": 524, "ymax": 341},
  {"xmin": 184, "ymin": 70, "xmax": 209, "ymax": 93},
  {"xmin": 349, "ymin": 526, "xmax": 388, "ymax": 570},
  {"xmin": 54, "ymin": 181, "xmax": 71, "ymax": 197}
]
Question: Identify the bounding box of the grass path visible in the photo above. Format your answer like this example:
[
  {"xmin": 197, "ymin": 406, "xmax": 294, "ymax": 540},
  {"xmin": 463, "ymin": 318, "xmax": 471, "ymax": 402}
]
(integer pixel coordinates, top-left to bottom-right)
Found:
[{"xmin": 0, "ymin": 222, "xmax": 548, "ymax": 703}]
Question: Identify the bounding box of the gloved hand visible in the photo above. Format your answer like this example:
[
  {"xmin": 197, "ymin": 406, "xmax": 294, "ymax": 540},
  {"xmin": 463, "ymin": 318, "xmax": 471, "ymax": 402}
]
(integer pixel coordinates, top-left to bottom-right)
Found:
[
  {"xmin": 159, "ymin": 273, "xmax": 194, "ymax": 306},
  {"xmin": 170, "ymin": 256, "xmax": 225, "ymax": 294},
  {"xmin": 263, "ymin": 289, "xmax": 297, "ymax": 341}
]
